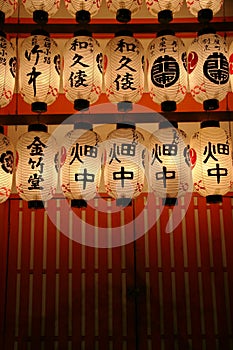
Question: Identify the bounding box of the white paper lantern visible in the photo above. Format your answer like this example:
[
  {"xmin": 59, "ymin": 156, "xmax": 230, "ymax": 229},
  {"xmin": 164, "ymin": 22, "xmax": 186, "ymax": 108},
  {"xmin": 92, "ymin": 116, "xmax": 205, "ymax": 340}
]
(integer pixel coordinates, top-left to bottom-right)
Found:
[
  {"xmin": 228, "ymin": 39, "xmax": 233, "ymax": 92},
  {"xmin": 0, "ymin": 34, "xmax": 17, "ymax": 108},
  {"xmin": 60, "ymin": 123, "xmax": 102, "ymax": 207},
  {"xmin": 145, "ymin": 0, "xmax": 183, "ymax": 23},
  {"xmin": 0, "ymin": 126, "xmax": 14, "ymax": 204},
  {"xmin": 186, "ymin": 0, "xmax": 223, "ymax": 22},
  {"xmin": 187, "ymin": 31, "xmax": 229, "ymax": 111},
  {"xmin": 104, "ymin": 33, "xmax": 144, "ymax": 111},
  {"xmin": 104, "ymin": 124, "xmax": 146, "ymax": 205},
  {"xmin": 148, "ymin": 121, "xmax": 192, "ymax": 205},
  {"xmin": 22, "ymin": 0, "xmax": 60, "ymax": 24},
  {"xmin": 106, "ymin": 0, "xmax": 142, "ymax": 23},
  {"xmin": 16, "ymin": 124, "xmax": 58, "ymax": 208},
  {"xmin": 64, "ymin": 0, "xmax": 102, "ymax": 23},
  {"xmin": 0, "ymin": 0, "xmax": 18, "ymax": 23},
  {"xmin": 63, "ymin": 33, "xmax": 103, "ymax": 111},
  {"xmin": 19, "ymin": 34, "xmax": 61, "ymax": 113},
  {"xmin": 190, "ymin": 120, "xmax": 233, "ymax": 203},
  {"xmin": 147, "ymin": 31, "xmax": 188, "ymax": 112}
]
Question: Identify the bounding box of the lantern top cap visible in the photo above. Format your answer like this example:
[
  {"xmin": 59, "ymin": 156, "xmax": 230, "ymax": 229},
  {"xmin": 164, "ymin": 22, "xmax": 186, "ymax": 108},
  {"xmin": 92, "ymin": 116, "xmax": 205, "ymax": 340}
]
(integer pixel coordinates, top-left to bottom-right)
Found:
[
  {"xmin": 74, "ymin": 122, "xmax": 93, "ymax": 130},
  {"xmin": 157, "ymin": 29, "xmax": 175, "ymax": 37},
  {"xmin": 0, "ymin": 30, "xmax": 6, "ymax": 38},
  {"xmin": 0, "ymin": 125, "xmax": 4, "ymax": 134},
  {"xmin": 197, "ymin": 27, "xmax": 216, "ymax": 36},
  {"xmin": 115, "ymin": 30, "xmax": 133, "ymax": 38},
  {"xmin": 28, "ymin": 124, "xmax": 48, "ymax": 132},
  {"xmin": 31, "ymin": 29, "xmax": 50, "ymax": 37},
  {"xmin": 116, "ymin": 122, "xmax": 135, "ymax": 130},
  {"xmin": 74, "ymin": 29, "xmax": 92, "ymax": 37},
  {"xmin": 159, "ymin": 121, "xmax": 178, "ymax": 129},
  {"xmin": 200, "ymin": 120, "xmax": 220, "ymax": 129}
]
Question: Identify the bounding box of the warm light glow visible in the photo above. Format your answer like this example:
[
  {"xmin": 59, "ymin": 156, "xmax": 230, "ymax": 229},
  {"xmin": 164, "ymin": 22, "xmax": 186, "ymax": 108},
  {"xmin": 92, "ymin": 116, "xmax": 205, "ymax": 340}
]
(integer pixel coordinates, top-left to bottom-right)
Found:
[
  {"xmin": 22, "ymin": 0, "xmax": 60, "ymax": 18},
  {"xmin": 63, "ymin": 35, "xmax": 103, "ymax": 110},
  {"xmin": 61, "ymin": 127, "xmax": 102, "ymax": 201},
  {"xmin": 187, "ymin": 32, "xmax": 229, "ymax": 110},
  {"xmin": 104, "ymin": 126, "xmax": 146, "ymax": 201},
  {"xmin": 16, "ymin": 125, "xmax": 58, "ymax": 204},
  {"xmin": 190, "ymin": 122, "xmax": 233, "ymax": 201},
  {"xmin": 104, "ymin": 34, "xmax": 144, "ymax": 105},
  {"xmin": 186, "ymin": 0, "xmax": 223, "ymax": 18},
  {"xmin": 147, "ymin": 33, "xmax": 187, "ymax": 112},
  {"xmin": 106, "ymin": 0, "xmax": 142, "ymax": 22},
  {"xmin": 0, "ymin": 130, "xmax": 14, "ymax": 204},
  {"xmin": 0, "ymin": 35, "xmax": 16, "ymax": 108},
  {"xmin": 0, "ymin": 0, "xmax": 18, "ymax": 18},
  {"xmin": 229, "ymin": 40, "xmax": 233, "ymax": 93},
  {"xmin": 64, "ymin": 0, "xmax": 102, "ymax": 19},
  {"xmin": 19, "ymin": 34, "xmax": 61, "ymax": 111},
  {"xmin": 145, "ymin": 0, "xmax": 183, "ymax": 19}
]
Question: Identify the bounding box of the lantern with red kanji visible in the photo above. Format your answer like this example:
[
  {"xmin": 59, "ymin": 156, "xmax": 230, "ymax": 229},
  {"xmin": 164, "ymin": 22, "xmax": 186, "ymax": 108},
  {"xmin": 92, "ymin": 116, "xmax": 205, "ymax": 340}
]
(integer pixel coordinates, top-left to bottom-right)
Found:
[
  {"xmin": 22, "ymin": 0, "xmax": 60, "ymax": 24},
  {"xmin": 104, "ymin": 124, "xmax": 146, "ymax": 206},
  {"xmin": 16, "ymin": 124, "xmax": 58, "ymax": 209},
  {"xmin": 64, "ymin": 0, "xmax": 102, "ymax": 24},
  {"xmin": 60, "ymin": 123, "xmax": 103, "ymax": 207},
  {"xmin": 190, "ymin": 120, "xmax": 233, "ymax": 203},
  {"xmin": 145, "ymin": 0, "xmax": 183, "ymax": 23},
  {"xmin": 104, "ymin": 32, "xmax": 144, "ymax": 112},
  {"xmin": 0, "ymin": 0, "xmax": 18, "ymax": 24},
  {"xmin": 63, "ymin": 32, "xmax": 103, "ymax": 111},
  {"xmin": 148, "ymin": 121, "xmax": 192, "ymax": 205},
  {"xmin": 147, "ymin": 31, "xmax": 188, "ymax": 112},
  {"xmin": 187, "ymin": 31, "xmax": 229, "ymax": 111},
  {"xmin": 106, "ymin": 0, "xmax": 142, "ymax": 23},
  {"xmin": 186, "ymin": 0, "xmax": 223, "ymax": 23},
  {"xmin": 0, "ymin": 33, "xmax": 17, "ymax": 108},
  {"xmin": 0, "ymin": 126, "xmax": 14, "ymax": 204},
  {"xmin": 19, "ymin": 33, "xmax": 61, "ymax": 113}
]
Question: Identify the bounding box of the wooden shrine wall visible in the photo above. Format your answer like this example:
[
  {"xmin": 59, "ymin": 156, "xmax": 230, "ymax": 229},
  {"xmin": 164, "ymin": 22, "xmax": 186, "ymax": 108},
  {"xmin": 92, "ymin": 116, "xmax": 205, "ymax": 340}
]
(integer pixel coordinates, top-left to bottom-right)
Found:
[{"xmin": 0, "ymin": 193, "xmax": 233, "ymax": 350}]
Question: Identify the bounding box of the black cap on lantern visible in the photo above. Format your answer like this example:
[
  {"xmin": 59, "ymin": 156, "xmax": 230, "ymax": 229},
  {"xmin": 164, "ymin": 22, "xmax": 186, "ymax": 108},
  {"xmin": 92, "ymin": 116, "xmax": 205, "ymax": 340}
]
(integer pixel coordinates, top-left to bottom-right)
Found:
[
  {"xmin": 115, "ymin": 30, "xmax": 133, "ymax": 38},
  {"xmin": 159, "ymin": 120, "xmax": 178, "ymax": 129},
  {"xmin": 0, "ymin": 125, "xmax": 4, "ymax": 134},
  {"xmin": 74, "ymin": 99, "xmax": 90, "ymax": 111},
  {"xmin": 31, "ymin": 102, "xmax": 48, "ymax": 114},
  {"xmin": 71, "ymin": 199, "xmax": 87, "ymax": 208},
  {"xmin": 0, "ymin": 30, "xmax": 6, "ymax": 38},
  {"xmin": 203, "ymin": 99, "xmax": 219, "ymax": 111},
  {"xmin": 116, "ymin": 198, "xmax": 132, "ymax": 207},
  {"xmin": 158, "ymin": 10, "xmax": 173, "ymax": 24},
  {"xmin": 198, "ymin": 9, "xmax": 213, "ymax": 24},
  {"xmin": 161, "ymin": 101, "xmax": 177, "ymax": 112},
  {"xmin": 116, "ymin": 8, "xmax": 131, "ymax": 23},
  {"xmin": 206, "ymin": 195, "xmax": 222, "ymax": 204},
  {"xmin": 28, "ymin": 200, "xmax": 45, "ymax": 209},
  {"xmin": 33, "ymin": 10, "xmax": 49, "ymax": 25},
  {"xmin": 117, "ymin": 101, "xmax": 133, "ymax": 113},
  {"xmin": 28, "ymin": 123, "xmax": 48, "ymax": 132},
  {"xmin": 116, "ymin": 122, "xmax": 135, "ymax": 130},
  {"xmin": 31, "ymin": 28, "xmax": 50, "ymax": 37},
  {"xmin": 74, "ymin": 29, "xmax": 92, "ymax": 37},
  {"xmin": 76, "ymin": 10, "xmax": 91, "ymax": 24},
  {"xmin": 197, "ymin": 27, "xmax": 216, "ymax": 36},
  {"xmin": 200, "ymin": 120, "xmax": 220, "ymax": 129},
  {"xmin": 162, "ymin": 197, "xmax": 178, "ymax": 206},
  {"xmin": 157, "ymin": 29, "xmax": 175, "ymax": 37},
  {"xmin": 0, "ymin": 11, "xmax": 5, "ymax": 25},
  {"xmin": 74, "ymin": 122, "xmax": 93, "ymax": 131}
]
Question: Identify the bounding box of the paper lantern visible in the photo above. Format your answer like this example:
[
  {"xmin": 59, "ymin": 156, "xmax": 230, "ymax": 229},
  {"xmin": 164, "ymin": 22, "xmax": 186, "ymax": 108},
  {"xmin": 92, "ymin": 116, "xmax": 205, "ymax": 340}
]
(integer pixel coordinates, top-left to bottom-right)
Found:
[
  {"xmin": 64, "ymin": 0, "xmax": 102, "ymax": 23},
  {"xmin": 104, "ymin": 32, "xmax": 144, "ymax": 111},
  {"xmin": 187, "ymin": 31, "xmax": 229, "ymax": 111},
  {"xmin": 186, "ymin": 0, "xmax": 223, "ymax": 23},
  {"xmin": 0, "ymin": 0, "xmax": 18, "ymax": 24},
  {"xmin": 22, "ymin": 0, "xmax": 60, "ymax": 24},
  {"xmin": 63, "ymin": 33, "xmax": 103, "ymax": 111},
  {"xmin": 229, "ymin": 40, "xmax": 233, "ymax": 92},
  {"xmin": 104, "ymin": 124, "xmax": 145, "ymax": 205},
  {"xmin": 148, "ymin": 121, "xmax": 192, "ymax": 205},
  {"xmin": 60, "ymin": 123, "xmax": 102, "ymax": 207},
  {"xmin": 19, "ymin": 33, "xmax": 61, "ymax": 113},
  {"xmin": 0, "ymin": 126, "xmax": 14, "ymax": 203},
  {"xmin": 16, "ymin": 124, "xmax": 58, "ymax": 208},
  {"xmin": 0, "ymin": 33, "xmax": 17, "ymax": 108},
  {"xmin": 145, "ymin": 0, "xmax": 183, "ymax": 23},
  {"xmin": 106, "ymin": 0, "xmax": 142, "ymax": 23},
  {"xmin": 147, "ymin": 31, "xmax": 188, "ymax": 112},
  {"xmin": 190, "ymin": 120, "xmax": 233, "ymax": 203}
]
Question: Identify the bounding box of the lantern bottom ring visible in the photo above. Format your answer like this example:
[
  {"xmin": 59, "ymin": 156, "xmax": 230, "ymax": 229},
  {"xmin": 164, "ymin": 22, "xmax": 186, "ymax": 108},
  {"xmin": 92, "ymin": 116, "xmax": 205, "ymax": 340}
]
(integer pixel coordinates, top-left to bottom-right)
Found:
[
  {"xmin": 116, "ymin": 198, "xmax": 132, "ymax": 207},
  {"xmin": 203, "ymin": 99, "xmax": 219, "ymax": 111},
  {"xmin": 206, "ymin": 195, "xmax": 222, "ymax": 204},
  {"xmin": 71, "ymin": 199, "xmax": 87, "ymax": 208},
  {"xmin": 28, "ymin": 200, "xmax": 44, "ymax": 209}
]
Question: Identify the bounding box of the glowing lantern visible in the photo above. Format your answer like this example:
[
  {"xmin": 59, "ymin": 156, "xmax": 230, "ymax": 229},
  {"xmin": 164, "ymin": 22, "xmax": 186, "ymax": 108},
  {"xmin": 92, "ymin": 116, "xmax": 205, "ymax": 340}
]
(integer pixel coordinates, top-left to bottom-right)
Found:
[
  {"xmin": 145, "ymin": 0, "xmax": 183, "ymax": 23},
  {"xmin": 104, "ymin": 32, "xmax": 144, "ymax": 112},
  {"xmin": 19, "ymin": 33, "xmax": 61, "ymax": 113},
  {"xmin": 106, "ymin": 0, "xmax": 142, "ymax": 23},
  {"xmin": 186, "ymin": 0, "xmax": 223, "ymax": 23},
  {"xmin": 147, "ymin": 31, "xmax": 188, "ymax": 112},
  {"xmin": 229, "ymin": 40, "xmax": 233, "ymax": 92},
  {"xmin": 0, "ymin": 126, "xmax": 14, "ymax": 204},
  {"xmin": 190, "ymin": 120, "xmax": 233, "ymax": 203},
  {"xmin": 64, "ymin": 0, "xmax": 102, "ymax": 24},
  {"xmin": 60, "ymin": 123, "xmax": 102, "ymax": 207},
  {"xmin": 187, "ymin": 31, "xmax": 229, "ymax": 111},
  {"xmin": 148, "ymin": 121, "xmax": 192, "ymax": 205},
  {"xmin": 16, "ymin": 124, "xmax": 58, "ymax": 209},
  {"xmin": 0, "ymin": 0, "xmax": 18, "ymax": 24},
  {"xmin": 63, "ymin": 32, "xmax": 103, "ymax": 111},
  {"xmin": 104, "ymin": 124, "xmax": 146, "ymax": 205},
  {"xmin": 22, "ymin": 0, "xmax": 60, "ymax": 24},
  {"xmin": 0, "ymin": 33, "xmax": 17, "ymax": 108}
]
